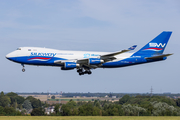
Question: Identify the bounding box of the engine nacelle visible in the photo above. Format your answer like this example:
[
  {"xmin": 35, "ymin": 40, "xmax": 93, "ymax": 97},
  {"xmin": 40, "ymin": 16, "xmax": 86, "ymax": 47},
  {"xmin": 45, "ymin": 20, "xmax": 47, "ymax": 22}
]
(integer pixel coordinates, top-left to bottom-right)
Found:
[
  {"xmin": 88, "ymin": 58, "xmax": 104, "ymax": 65},
  {"xmin": 63, "ymin": 62, "xmax": 79, "ymax": 69}
]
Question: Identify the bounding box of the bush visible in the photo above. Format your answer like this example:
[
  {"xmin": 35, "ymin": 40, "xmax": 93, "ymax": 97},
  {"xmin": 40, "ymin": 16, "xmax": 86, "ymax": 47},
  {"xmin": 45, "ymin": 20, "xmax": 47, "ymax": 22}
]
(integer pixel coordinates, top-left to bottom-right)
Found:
[{"xmin": 31, "ymin": 107, "xmax": 45, "ymax": 116}]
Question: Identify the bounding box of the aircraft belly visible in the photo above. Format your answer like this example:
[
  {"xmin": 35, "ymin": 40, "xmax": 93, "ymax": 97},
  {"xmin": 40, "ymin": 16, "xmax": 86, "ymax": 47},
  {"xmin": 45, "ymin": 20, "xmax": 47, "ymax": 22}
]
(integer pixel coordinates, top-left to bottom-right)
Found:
[{"xmin": 9, "ymin": 56, "xmax": 66, "ymax": 66}]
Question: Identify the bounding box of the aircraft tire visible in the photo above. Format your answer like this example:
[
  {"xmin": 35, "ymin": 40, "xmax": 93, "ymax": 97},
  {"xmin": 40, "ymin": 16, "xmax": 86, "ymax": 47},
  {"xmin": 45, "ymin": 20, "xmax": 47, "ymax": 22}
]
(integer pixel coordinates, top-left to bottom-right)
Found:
[
  {"xmin": 88, "ymin": 71, "xmax": 92, "ymax": 74},
  {"xmin": 22, "ymin": 68, "xmax": 25, "ymax": 72}
]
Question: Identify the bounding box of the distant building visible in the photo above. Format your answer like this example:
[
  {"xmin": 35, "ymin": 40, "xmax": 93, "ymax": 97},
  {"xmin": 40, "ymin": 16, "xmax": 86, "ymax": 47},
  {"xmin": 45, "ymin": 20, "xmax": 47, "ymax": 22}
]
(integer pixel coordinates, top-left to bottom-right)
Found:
[
  {"xmin": 104, "ymin": 95, "xmax": 109, "ymax": 98},
  {"xmin": 45, "ymin": 106, "xmax": 55, "ymax": 115},
  {"xmin": 112, "ymin": 96, "xmax": 116, "ymax": 98}
]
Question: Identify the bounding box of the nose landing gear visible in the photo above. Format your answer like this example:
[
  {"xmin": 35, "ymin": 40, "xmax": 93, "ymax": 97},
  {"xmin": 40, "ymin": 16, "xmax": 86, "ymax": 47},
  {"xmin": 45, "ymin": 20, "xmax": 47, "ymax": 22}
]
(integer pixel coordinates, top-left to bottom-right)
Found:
[{"xmin": 21, "ymin": 64, "xmax": 25, "ymax": 72}]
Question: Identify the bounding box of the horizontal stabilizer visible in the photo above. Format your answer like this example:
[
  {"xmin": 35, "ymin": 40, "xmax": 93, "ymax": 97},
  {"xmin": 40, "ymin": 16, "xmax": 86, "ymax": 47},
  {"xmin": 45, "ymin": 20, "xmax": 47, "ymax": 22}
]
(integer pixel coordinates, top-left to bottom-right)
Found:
[{"xmin": 145, "ymin": 54, "xmax": 173, "ymax": 59}]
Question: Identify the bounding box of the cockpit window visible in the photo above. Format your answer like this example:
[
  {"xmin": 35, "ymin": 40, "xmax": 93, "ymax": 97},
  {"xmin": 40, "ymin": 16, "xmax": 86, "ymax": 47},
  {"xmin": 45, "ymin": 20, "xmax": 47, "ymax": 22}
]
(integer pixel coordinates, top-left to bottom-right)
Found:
[
  {"xmin": 28, "ymin": 49, "xmax": 31, "ymax": 51},
  {"xmin": 17, "ymin": 48, "xmax": 21, "ymax": 50}
]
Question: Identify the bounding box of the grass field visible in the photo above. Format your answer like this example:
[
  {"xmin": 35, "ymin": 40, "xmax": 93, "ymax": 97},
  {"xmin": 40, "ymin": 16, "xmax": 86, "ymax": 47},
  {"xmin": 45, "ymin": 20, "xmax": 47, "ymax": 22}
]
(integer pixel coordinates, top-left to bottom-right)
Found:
[{"xmin": 1, "ymin": 116, "xmax": 180, "ymax": 120}]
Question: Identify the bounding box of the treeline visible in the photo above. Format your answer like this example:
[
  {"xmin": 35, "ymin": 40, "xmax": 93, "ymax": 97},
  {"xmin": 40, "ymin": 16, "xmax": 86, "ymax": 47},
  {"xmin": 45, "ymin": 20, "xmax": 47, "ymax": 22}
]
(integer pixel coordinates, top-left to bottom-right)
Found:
[
  {"xmin": 17, "ymin": 92, "xmax": 180, "ymax": 99},
  {"xmin": 53, "ymin": 95, "xmax": 180, "ymax": 116},
  {"xmin": 0, "ymin": 91, "xmax": 44, "ymax": 116},
  {"xmin": 1, "ymin": 91, "xmax": 180, "ymax": 116}
]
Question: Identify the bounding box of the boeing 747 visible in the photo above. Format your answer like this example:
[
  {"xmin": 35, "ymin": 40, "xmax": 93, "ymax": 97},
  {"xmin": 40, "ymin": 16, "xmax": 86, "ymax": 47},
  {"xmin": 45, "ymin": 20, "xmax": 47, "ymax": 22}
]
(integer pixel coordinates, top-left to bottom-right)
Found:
[{"xmin": 6, "ymin": 31, "xmax": 173, "ymax": 75}]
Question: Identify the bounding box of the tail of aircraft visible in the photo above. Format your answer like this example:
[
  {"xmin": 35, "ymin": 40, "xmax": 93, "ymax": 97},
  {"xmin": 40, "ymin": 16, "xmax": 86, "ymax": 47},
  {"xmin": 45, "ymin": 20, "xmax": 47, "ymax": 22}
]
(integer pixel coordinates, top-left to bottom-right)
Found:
[{"xmin": 133, "ymin": 31, "xmax": 172, "ymax": 56}]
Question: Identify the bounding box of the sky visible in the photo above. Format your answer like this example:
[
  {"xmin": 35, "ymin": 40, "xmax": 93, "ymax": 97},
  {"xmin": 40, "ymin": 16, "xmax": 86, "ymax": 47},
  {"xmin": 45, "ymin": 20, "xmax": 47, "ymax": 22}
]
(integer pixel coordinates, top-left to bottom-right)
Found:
[{"xmin": 0, "ymin": 0, "xmax": 180, "ymax": 93}]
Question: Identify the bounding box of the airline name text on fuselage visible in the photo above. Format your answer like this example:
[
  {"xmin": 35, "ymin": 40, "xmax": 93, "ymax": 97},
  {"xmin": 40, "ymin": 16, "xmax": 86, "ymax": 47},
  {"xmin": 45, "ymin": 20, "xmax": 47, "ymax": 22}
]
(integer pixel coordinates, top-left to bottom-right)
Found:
[{"xmin": 31, "ymin": 52, "xmax": 56, "ymax": 57}]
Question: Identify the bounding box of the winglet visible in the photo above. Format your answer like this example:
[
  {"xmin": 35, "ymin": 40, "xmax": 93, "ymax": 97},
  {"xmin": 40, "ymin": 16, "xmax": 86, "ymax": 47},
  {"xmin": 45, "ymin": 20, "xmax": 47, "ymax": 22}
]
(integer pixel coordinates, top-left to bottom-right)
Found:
[{"xmin": 128, "ymin": 45, "xmax": 137, "ymax": 50}]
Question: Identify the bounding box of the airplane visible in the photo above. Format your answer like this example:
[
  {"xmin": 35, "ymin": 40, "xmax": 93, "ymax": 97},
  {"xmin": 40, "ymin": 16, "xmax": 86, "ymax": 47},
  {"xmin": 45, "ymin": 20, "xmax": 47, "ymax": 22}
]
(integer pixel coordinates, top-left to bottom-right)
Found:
[{"xmin": 6, "ymin": 31, "xmax": 173, "ymax": 75}]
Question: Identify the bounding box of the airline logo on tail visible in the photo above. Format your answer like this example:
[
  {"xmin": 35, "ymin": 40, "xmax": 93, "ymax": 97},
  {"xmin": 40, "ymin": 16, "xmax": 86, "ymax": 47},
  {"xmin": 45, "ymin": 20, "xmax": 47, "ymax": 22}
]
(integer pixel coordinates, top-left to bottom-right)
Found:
[
  {"xmin": 149, "ymin": 43, "xmax": 166, "ymax": 47},
  {"xmin": 142, "ymin": 43, "xmax": 166, "ymax": 51}
]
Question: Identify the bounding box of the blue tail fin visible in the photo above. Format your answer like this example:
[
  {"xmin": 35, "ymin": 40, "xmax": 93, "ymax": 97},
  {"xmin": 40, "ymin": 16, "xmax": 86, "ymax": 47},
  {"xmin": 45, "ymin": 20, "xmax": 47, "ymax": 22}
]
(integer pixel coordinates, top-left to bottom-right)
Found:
[{"xmin": 133, "ymin": 31, "xmax": 172, "ymax": 56}]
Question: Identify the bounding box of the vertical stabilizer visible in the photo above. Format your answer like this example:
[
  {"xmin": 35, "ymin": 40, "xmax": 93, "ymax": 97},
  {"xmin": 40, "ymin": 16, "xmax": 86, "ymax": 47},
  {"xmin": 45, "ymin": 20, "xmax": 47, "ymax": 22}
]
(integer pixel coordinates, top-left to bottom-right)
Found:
[{"xmin": 133, "ymin": 31, "xmax": 172, "ymax": 56}]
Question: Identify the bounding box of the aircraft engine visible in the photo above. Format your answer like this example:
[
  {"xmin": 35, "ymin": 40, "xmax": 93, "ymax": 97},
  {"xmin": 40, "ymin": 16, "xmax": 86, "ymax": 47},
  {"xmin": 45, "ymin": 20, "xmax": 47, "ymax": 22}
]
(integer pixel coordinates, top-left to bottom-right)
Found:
[
  {"xmin": 61, "ymin": 62, "xmax": 79, "ymax": 70},
  {"xmin": 89, "ymin": 58, "xmax": 104, "ymax": 65}
]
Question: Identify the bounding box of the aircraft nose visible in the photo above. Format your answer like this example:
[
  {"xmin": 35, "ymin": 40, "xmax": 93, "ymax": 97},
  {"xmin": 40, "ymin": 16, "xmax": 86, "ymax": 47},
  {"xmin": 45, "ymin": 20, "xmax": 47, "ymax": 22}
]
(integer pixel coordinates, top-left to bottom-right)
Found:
[
  {"xmin": 6, "ymin": 51, "xmax": 16, "ymax": 60},
  {"xmin": 6, "ymin": 53, "xmax": 11, "ymax": 59}
]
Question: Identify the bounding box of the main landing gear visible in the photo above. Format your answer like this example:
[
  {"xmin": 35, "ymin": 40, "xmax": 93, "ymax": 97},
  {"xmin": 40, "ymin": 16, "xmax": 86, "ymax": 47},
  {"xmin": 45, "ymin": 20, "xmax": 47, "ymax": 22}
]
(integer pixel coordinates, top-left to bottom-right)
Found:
[
  {"xmin": 21, "ymin": 64, "xmax": 25, "ymax": 72},
  {"xmin": 77, "ymin": 68, "xmax": 92, "ymax": 76}
]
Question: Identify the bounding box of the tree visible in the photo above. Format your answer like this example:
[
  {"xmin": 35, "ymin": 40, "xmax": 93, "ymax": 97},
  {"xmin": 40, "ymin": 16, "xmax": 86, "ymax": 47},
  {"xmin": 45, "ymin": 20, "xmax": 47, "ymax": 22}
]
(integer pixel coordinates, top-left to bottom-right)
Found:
[
  {"xmin": 72, "ymin": 108, "xmax": 78, "ymax": 116},
  {"xmin": 3, "ymin": 107, "xmax": 17, "ymax": 116},
  {"xmin": 112, "ymin": 107, "xmax": 119, "ymax": 116},
  {"xmin": 119, "ymin": 95, "xmax": 131, "ymax": 105},
  {"xmin": 122, "ymin": 104, "xmax": 146, "ymax": 116},
  {"xmin": 31, "ymin": 107, "xmax": 44, "ymax": 116},
  {"xmin": 0, "ymin": 106, "xmax": 5, "ymax": 116},
  {"xmin": 92, "ymin": 107, "xmax": 101, "ymax": 116},
  {"xmin": 13, "ymin": 101, "xmax": 18, "ymax": 109},
  {"xmin": 26, "ymin": 96, "xmax": 41, "ymax": 109},
  {"xmin": 6, "ymin": 92, "xmax": 18, "ymax": 96},
  {"xmin": 51, "ymin": 95, "xmax": 55, "ymax": 99},
  {"xmin": 1, "ymin": 91, "xmax": 4, "ymax": 96},
  {"xmin": 21, "ymin": 109, "xmax": 27, "ymax": 115},
  {"xmin": 6, "ymin": 92, "xmax": 25, "ymax": 105},
  {"xmin": 66, "ymin": 99, "xmax": 76, "ymax": 107},
  {"xmin": 61, "ymin": 104, "xmax": 71, "ymax": 116},
  {"xmin": 78, "ymin": 102, "xmax": 93, "ymax": 116},
  {"xmin": 151, "ymin": 101, "xmax": 178, "ymax": 116},
  {"xmin": 0, "ymin": 92, "xmax": 11, "ymax": 107},
  {"xmin": 54, "ymin": 104, "xmax": 60, "ymax": 115},
  {"xmin": 22, "ymin": 100, "xmax": 32, "ymax": 111},
  {"xmin": 176, "ymin": 98, "xmax": 180, "ymax": 107}
]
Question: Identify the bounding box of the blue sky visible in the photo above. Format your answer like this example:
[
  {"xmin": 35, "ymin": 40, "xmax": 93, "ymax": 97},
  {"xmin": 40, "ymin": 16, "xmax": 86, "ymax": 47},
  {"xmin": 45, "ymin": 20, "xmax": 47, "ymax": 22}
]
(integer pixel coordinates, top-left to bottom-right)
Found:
[{"xmin": 0, "ymin": 0, "xmax": 180, "ymax": 93}]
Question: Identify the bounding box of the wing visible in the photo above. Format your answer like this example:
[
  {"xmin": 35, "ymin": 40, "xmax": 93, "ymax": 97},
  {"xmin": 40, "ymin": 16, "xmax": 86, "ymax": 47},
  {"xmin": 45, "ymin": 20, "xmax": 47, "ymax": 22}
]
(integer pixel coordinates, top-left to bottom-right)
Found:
[
  {"xmin": 54, "ymin": 45, "xmax": 137, "ymax": 69},
  {"xmin": 100, "ymin": 45, "xmax": 137, "ymax": 61},
  {"xmin": 79, "ymin": 45, "xmax": 137, "ymax": 68}
]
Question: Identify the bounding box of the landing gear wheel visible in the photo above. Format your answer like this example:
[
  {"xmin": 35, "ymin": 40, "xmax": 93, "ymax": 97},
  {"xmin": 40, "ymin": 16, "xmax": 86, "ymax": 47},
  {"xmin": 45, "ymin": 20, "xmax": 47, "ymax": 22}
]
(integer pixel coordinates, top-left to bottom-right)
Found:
[
  {"xmin": 21, "ymin": 64, "xmax": 25, "ymax": 72},
  {"xmin": 79, "ymin": 72, "xmax": 84, "ymax": 76},
  {"xmin": 77, "ymin": 68, "xmax": 92, "ymax": 75},
  {"xmin": 88, "ymin": 71, "xmax": 92, "ymax": 75},
  {"xmin": 22, "ymin": 68, "xmax": 25, "ymax": 72}
]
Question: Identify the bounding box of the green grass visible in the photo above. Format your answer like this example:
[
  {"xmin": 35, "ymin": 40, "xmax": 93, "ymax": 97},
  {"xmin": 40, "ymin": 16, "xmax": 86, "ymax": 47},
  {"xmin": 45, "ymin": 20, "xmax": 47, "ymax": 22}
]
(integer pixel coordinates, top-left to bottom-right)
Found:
[{"xmin": 1, "ymin": 116, "xmax": 180, "ymax": 120}]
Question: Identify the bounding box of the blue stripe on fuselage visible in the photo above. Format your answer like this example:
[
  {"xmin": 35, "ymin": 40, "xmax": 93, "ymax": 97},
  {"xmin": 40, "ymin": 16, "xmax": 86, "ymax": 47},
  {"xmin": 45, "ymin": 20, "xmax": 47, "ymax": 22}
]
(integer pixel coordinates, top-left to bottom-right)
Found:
[
  {"xmin": 102, "ymin": 57, "xmax": 147, "ymax": 68},
  {"xmin": 101, "ymin": 57, "xmax": 166, "ymax": 68},
  {"xmin": 7, "ymin": 56, "xmax": 67, "ymax": 66}
]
